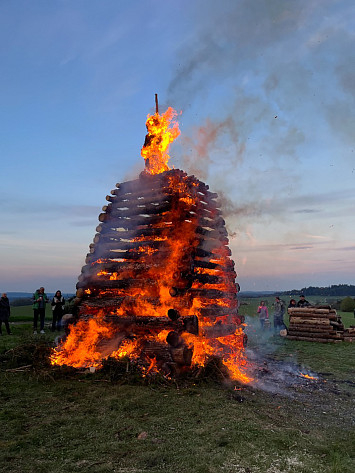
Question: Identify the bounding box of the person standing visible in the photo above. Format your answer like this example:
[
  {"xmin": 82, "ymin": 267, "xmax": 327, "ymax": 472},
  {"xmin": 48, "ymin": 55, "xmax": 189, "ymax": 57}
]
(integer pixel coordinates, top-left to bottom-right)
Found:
[
  {"xmin": 288, "ymin": 299, "xmax": 297, "ymax": 309},
  {"xmin": 0, "ymin": 293, "xmax": 11, "ymax": 335},
  {"xmin": 51, "ymin": 290, "xmax": 65, "ymax": 331},
  {"xmin": 257, "ymin": 301, "xmax": 269, "ymax": 329},
  {"xmin": 297, "ymin": 295, "xmax": 311, "ymax": 307},
  {"xmin": 33, "ymin": 287, "xmax": 49, "ymax": 334},
  {"xmin": 273, "ymin": 296, "xmax": 285, "ymax": 333}
]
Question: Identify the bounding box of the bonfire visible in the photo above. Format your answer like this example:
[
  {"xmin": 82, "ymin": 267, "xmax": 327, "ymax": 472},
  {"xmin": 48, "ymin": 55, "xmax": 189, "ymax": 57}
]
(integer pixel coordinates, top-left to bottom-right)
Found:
[{"xmin": 51, "ymin": 98, "xmax": 252, "ymax": 384}]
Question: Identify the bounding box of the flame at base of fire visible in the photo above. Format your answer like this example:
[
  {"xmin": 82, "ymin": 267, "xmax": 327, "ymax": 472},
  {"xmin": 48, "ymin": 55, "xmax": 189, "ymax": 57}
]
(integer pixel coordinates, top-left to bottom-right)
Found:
[{"xmin": 51, "ymin": 317, "xmax": 253, "ymax": 384}]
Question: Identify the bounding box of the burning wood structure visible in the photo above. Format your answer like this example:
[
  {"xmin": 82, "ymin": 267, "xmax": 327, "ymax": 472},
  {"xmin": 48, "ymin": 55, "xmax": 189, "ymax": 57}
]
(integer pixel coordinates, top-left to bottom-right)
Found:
[
  {"xmin": 51, "ymin": 100, "xmax": 250, "ymax": 382},
  {"xmin": 287, "ymin": 306, "xmax": 354, "ymax": 343}
]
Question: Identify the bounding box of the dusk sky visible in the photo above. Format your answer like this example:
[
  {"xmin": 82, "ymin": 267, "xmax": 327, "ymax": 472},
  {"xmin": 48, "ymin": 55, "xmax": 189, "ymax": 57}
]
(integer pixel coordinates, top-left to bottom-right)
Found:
[{"xmin": 1, "ymin": 0, "xmax": 354, "ymax": 293}]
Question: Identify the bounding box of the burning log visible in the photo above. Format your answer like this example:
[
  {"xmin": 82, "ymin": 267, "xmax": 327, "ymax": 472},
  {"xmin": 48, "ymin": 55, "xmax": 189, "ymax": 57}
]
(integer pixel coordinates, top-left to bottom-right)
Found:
[
  {"xmin": 166, "ymin": 331, "xmax": 182, "ymax": 347},
  {"xmin": 103, "ymin": 315, "xmax": 198, "ymax": 335},
  {"xmin": 202, "ymin": 323, "xmax": 237, "ymax": 338},
  {"xmin": 170, "ymin": 346, "xmax": 193, "ymax": 365},
  {"xmin": 141, "ymin": 342, "xmax": 172, "ymax": 363}
]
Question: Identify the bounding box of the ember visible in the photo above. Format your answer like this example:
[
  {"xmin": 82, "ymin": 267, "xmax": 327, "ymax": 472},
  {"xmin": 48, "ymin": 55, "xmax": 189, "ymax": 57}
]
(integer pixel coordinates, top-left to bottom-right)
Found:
[
  {"xmin": 51, "ymin": 100, "xmax": 252, "ymax": 383},
  {"xmin": 299, "ymin": 373, "xmax": 318, "ymax": 380}
]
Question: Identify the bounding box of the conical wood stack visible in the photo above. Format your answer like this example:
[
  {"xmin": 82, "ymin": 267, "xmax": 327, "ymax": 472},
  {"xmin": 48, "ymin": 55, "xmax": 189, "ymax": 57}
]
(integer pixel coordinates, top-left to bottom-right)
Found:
[{"xmin": 72, "ymin": 168, "xmax": 244, "ymax": 368}]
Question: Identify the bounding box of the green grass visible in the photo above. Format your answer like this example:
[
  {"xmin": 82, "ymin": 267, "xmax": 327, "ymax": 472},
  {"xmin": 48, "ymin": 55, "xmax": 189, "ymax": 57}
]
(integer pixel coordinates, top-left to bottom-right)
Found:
[{"xmin": 0, "ymin": 308, "xmax": 354, "ymax": 473}]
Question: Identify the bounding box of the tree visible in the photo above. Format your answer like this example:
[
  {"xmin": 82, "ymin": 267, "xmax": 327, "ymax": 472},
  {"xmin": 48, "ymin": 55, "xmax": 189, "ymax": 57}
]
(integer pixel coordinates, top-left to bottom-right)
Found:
[{"xmin": 340, "ymin": 296, "xmax": 355, "ymax": 312}]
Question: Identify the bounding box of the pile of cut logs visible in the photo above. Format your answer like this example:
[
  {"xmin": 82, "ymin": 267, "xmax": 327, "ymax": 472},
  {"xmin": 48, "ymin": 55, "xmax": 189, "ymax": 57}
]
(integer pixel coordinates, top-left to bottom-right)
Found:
[
  {"xmin": 287, "ymin": 305, "xmax": 353, "ymax": 343},
  {"xmin": 343, "ymin": 326, "xmax": 355, "ymax": 342}
]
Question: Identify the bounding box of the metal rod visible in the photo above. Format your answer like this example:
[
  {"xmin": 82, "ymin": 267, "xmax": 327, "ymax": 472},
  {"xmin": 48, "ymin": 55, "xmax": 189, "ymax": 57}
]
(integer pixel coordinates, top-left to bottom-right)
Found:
[{"xmin": 155, "ymin": 94, "xmax": 159, "ymax": 114}]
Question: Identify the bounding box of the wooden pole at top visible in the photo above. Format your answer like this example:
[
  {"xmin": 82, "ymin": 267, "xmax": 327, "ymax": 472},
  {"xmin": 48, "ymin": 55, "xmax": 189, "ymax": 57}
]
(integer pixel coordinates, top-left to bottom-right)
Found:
[{"xmin": 155, "ymin": 94, "xmax": 159, "ymax": 114}]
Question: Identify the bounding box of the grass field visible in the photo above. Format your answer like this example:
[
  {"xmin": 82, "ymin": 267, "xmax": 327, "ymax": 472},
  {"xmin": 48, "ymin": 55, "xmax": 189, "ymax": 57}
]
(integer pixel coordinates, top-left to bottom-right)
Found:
[{"xmin": 0, "ymin": 303, "xmax": 354, "ymax": 473}]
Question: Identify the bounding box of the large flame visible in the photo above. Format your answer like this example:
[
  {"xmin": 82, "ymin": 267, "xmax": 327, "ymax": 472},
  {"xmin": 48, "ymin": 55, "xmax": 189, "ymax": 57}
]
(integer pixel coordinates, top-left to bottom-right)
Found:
[{"xmin": 141, "ymin": 107, "xmax": 180, "ymax": 175}]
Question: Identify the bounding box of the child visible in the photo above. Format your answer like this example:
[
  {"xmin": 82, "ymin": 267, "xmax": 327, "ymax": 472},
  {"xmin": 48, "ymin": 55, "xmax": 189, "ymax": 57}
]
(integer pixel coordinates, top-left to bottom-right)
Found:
[{"xmin": 257, "ymin": 301, "xmax": 269, "ymax": 329}]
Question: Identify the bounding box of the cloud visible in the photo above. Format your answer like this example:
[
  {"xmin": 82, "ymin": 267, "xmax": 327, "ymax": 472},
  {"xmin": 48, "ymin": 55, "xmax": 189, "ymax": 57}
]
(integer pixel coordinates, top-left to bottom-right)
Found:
[
  {"xmin": 294, "ymin": 209, "xmax": 320, "ymax": 214},
  {"xmin": 289, "ymin": 246, "xmax": 313, "ymax": 250}
]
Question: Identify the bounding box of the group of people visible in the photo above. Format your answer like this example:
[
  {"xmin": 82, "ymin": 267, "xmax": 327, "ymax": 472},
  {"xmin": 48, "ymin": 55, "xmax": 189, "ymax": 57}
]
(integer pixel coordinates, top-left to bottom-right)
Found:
[
  {"xmin": 33, "ymin": 287, "xmax": 65, "ymax": 334},
  {"xmin": 1, "ymin": 288, "xmax": 66, "ymax": 335},
  {"xmin": 257, "ymin": 295, "xmax": 311, "ymax": 333}
]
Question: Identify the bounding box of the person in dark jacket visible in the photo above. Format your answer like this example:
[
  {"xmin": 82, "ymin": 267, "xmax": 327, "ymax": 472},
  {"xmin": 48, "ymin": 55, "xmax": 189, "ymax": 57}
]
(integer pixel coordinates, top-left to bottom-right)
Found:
[
  {"xmin": 0, "ymin": 293, "xmax": 11, "ymax": 335},
  {"xmin": 33, "ymin": 287, "xmax": 49, "ymax": 334},
  {"xmin": 297, "ymin": 295, "xmax": 311, "ymax": 307},
  {"xmin": 288, "ymin": 299, "xmax": 297, "ymax": 309},
  {"xmin": 51, "ymin": 290, "xmax": 65, "ymax": 331},
  {"xmin": 273, "ymin": 296, "xmax": 286, "ymax": 332}
]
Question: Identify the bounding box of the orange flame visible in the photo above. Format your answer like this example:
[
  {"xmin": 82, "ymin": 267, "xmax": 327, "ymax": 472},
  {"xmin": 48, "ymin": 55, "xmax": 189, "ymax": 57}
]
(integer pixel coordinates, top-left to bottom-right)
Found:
[
  {"xmin": 141, "ymin": 107, "xmax": 180, "ymax": 174},
  {"xmin": 299, "ymin": 372, "xmax": 318, "ymax": 380}
]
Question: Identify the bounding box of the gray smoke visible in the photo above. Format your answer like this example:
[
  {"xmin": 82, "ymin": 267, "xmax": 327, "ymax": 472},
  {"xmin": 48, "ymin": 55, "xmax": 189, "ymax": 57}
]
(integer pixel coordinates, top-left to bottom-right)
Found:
[{"xmin": 166, "ymin": 0, "xmax": 354, "ymax": 232}]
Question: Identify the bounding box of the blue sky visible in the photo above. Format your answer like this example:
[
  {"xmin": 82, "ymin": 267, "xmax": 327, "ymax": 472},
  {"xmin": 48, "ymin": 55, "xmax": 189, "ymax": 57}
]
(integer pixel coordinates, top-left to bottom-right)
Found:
[{"xmin": 1, "ymin": 0, "xmax": 354, "ymax": 293}]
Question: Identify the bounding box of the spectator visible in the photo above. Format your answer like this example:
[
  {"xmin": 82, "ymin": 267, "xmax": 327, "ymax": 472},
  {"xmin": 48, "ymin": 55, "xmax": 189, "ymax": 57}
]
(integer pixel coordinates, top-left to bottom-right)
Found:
[
  {"xmin": 273, "ymin": 296, "xmax": 286, "ymax": 333},
  {"xmin": 288, "ymin": 299, "xmax": 297, "ymax": 309},
  {"xmin": 33, "ymin": 287, "xmax": 49, "ymax": 334},
  {"xmin": 51, "ymin": 290, "xmax": 65, "ymax": 331},
  {"xmin": 257, "ymin": 301, "xmax": 269, "ymax": 329},
  {"xmin": 0, "ymin": 293, "xmax": 11, "ymax": 335},
  {"xmin": 297, "ymin": 294, "xmax": 311, "ymax": 307}
]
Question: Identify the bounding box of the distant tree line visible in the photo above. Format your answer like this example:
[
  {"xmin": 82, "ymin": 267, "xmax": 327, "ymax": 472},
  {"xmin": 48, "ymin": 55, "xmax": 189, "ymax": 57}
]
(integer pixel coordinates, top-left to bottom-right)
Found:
[
  {"xmin": 10, "ymin": 294, "xmax": 75, "ymax": 307},
  {"xmin": 11, "ymin": 297, "xmax": 33, "ymax": 306},
  {"xmin": 280, "ymin": 284, "xmax": 355, "ymax": 297}
]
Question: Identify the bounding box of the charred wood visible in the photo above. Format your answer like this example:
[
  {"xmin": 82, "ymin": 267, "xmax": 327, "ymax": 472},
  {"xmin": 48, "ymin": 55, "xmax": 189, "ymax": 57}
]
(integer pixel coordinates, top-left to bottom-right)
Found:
[
  {"xmin": 103, "ymin": 315, "xmax": 198, "ymax": 335},
  {"xmin": 89, "ymin": 239, "xmax": 169, "ymax": 254},
  {"xmin": 96, "ymin": 226, "xmax": 171, "ymax": 241},
  {"xmin": 198, "ymin": 306, "xmax": 238, "ymax": 318},
  {"xmin": 193, "ymin": 258, "xmax": 235, "ymax": 272},
  {"xmin": 202, "ymin": 323, "xmax": 237, "ymax": 338},
  {"xmin": 196, "ymin": 225, "xmax": 228, "ymax": 239},
  {"xmin": 108, "ymin": 201, "xmax": 173, "ymax": 218},
  {"xmin": 77, "ymin": 278, "xmax": 157, "ymax": 290},
  {"xmin": 198, "ymin": 216, "xmax": 226, "ymax": 230},
  {"xmin": 141, "ymin": 342, "xmax": 172, "ymax": 362},
  {"xmin": 170, "ymin": 346, "xmax": 193, "ymax": 366}
]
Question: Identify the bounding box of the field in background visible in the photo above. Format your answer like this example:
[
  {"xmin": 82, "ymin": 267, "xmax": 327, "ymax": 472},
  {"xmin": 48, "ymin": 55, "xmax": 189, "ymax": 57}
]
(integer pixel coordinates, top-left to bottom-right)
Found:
[{"xmin": 1, "ymin": 304, "xmax": 354, "ymax": 473}]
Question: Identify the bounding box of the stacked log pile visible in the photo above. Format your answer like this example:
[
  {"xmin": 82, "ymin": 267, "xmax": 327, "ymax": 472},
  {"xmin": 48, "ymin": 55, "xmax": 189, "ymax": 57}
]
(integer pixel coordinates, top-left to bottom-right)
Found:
[
  {"xmin": 73, "ymin": 168, "xmax": 243, "ymax": 369},
  {"xmin": 287, "ymin": 305, "xmax": 352, "ymax": 343},
  {"xmin": 343, "ymin": 326, "xmax": 355, "ymax": 342}
]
